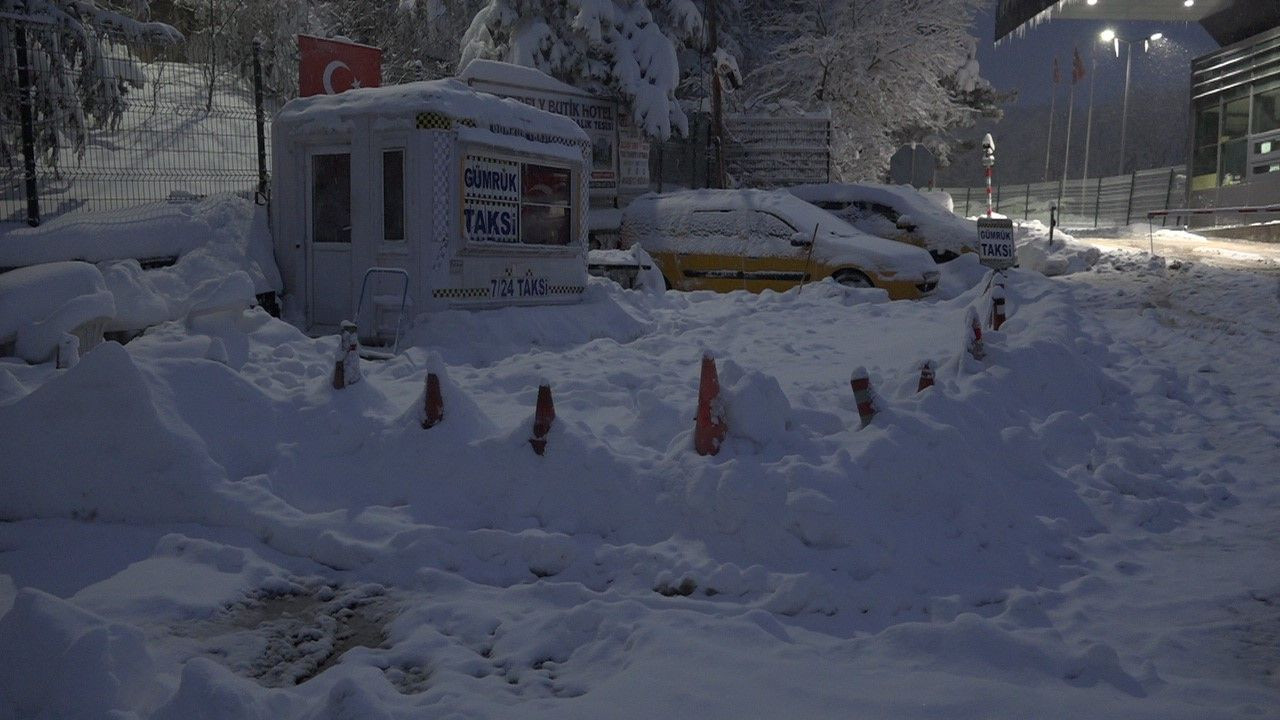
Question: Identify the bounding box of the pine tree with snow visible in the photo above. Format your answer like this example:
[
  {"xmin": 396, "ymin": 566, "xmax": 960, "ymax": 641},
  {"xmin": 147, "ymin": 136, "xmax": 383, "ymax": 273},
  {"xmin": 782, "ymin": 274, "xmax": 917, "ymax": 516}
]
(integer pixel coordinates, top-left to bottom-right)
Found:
[
  {"xmin": 459, "ymin": 0, "xmax": 703, "ymax": 140},
  {"xmin": 0, "ymin": 0, "xmax": 180, "ymax": 167}
]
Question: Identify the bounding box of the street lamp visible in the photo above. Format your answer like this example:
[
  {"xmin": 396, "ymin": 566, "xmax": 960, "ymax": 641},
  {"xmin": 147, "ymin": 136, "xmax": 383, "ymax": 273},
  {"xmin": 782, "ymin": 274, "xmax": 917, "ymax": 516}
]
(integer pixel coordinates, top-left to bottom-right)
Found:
[{"xmin": 1099, "ymin": 28, "xmax": 1164, "ymax": 175}]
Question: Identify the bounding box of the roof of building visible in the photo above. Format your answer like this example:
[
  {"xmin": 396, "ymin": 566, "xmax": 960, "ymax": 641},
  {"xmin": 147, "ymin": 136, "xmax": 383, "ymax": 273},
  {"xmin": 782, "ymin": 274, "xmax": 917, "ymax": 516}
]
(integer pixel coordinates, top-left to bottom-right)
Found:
[{"xmin": 995, "ymin": 0, "xmax": 1277, "ymax": 46}]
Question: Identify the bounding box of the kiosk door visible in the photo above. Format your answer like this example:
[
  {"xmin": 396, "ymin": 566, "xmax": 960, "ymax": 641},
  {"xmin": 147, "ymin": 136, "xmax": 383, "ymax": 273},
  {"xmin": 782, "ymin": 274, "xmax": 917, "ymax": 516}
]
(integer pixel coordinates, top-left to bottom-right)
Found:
[{"xmin": 308, "ymin": 150, "xmax": 353, "ymax": 329}]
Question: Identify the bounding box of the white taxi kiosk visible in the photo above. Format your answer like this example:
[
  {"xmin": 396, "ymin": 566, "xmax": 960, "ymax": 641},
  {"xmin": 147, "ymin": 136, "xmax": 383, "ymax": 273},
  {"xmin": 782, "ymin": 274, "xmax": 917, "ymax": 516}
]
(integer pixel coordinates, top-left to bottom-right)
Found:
[{"xmin": 271, "ymin": 79, "xmax": 591, "ymax": 338}]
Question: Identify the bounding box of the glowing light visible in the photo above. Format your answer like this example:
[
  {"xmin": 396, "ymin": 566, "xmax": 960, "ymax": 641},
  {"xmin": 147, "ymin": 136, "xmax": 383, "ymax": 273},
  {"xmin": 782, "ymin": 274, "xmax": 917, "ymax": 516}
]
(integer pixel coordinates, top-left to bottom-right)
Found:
[
  {"xmin": 1184, "ymin": 0, "xmax": 1194, "ymax": 7},
  {"xmin": 1149, "ymin": 32, "xmax": 1163, "ymax": 41},
  {"xmin": 1086, "ymin": 0, "xmax": 1097, "ymax": 5},
  {"xmin": 1099, "ymin": 28, "xmax": 1116, "ymax": 42}
]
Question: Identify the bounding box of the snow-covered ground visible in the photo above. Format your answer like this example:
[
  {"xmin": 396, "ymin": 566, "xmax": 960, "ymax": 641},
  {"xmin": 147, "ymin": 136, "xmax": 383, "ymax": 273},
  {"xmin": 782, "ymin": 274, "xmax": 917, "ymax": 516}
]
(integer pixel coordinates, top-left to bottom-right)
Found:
[{"xmin": 2, "ymin": 228, "xmax": 1279, "ymax": 717}]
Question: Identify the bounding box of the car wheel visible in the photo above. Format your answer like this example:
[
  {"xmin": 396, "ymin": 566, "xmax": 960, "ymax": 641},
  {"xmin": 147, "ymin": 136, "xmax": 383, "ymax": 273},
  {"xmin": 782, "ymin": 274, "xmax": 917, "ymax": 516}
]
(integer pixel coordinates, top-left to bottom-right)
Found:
[{"xmin": 833, "ymin": 269, "xmax": 874, "ymax": 289}]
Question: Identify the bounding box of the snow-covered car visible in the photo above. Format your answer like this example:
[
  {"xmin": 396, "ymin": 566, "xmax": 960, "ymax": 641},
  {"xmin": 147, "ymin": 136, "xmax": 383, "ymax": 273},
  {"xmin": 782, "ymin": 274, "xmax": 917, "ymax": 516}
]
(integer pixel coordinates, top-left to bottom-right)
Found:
[
  {"xmin": 788, "ymin": 183, "xmax": 979, "ymax": 261},
  {"xmin": 620, "ymin": 189, "xmax": 940, "ymax": 299}
]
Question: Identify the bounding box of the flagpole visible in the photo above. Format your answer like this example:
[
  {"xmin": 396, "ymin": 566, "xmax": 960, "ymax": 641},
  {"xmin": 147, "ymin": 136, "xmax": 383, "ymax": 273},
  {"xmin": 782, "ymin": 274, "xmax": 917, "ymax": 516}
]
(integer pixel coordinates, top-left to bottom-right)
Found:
[
  {"xmin": 1061, "ymin": 79, "xmax": 1076, "ymax": 210},
  {"xmin": 1061, "ymin": 48, "xmax": 1082, "ymax": 214},
  {"xmin": 1043, "ymin": 58, "xmax": 1058, "ymax": 181},
  {"xmin": 1081, "ymin": 50, "xmax": 1096, "ymax": 196}
]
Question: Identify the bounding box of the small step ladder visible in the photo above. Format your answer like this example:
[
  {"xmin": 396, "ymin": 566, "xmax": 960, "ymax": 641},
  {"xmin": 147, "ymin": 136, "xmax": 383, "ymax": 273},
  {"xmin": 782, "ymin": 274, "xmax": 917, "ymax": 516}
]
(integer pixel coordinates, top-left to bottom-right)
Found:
[{"xmin": 354, "ymin": 267, "xmax": 410, "ymax": 360}]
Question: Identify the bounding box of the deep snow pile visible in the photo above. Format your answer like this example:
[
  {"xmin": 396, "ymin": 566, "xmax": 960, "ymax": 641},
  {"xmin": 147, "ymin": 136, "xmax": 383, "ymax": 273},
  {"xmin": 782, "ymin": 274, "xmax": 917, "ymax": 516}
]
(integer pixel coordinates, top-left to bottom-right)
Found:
[
  {"xmin": 0, "ymin": 194, "xmax": 280, "ymax": 334},
  {"xmin": 1012, "ymin": 219, "xmax": 1101, "ymax": 276},
  {"xmin": 0, "ymin": 262, "xmax": 1276, "ymax": 718},
  {"xmin": 0, "ymin": 261, "xmax": 114, "ymax": 363}
]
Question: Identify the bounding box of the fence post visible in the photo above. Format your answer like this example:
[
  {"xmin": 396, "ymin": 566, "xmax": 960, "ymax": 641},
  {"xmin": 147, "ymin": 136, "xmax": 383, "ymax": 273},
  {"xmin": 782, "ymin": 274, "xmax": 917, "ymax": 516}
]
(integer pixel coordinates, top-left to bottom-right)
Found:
[
  {"xmin": 656, "ymin": 141, "xmax": 664, "ymax": 193},
  {"xmin": 252, "ymin": 41, "xmax": 269, "ymax": 205},
  {"xmin": 964, "ymin": 186, "xmax": 971, "ymax": 217},
  {"xmin": 1093, "ymin": 176, "xmax": 1102, "ymax": 228},
  {"xmin": 1023, "ymin": 183, "xmax": 1030, "ymax": 221},
  {"xmin": 1162, "ymin": 167, "xmax": 1175, "ymax": 228},
  {"xmin": 1124, "ymin": 170, "xmax": 1137, "ymax": 226},
  {"xmin": 14, "ymin": 22, "xmax": 40, "ymax": 227}
]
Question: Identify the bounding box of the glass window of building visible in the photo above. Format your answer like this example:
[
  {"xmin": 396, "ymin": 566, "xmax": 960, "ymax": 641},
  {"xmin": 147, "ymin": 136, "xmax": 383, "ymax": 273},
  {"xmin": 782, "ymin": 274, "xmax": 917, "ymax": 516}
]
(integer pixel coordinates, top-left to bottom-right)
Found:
[
  {"xmin": 1219, "ymin": 96, "xmax": 1250, "ymax": 187},
  {"xmin": 382, "ymin": 150, "xmax": 405, "ymax": 242},
  {"xmin": 1192, "ymin": 102, "xmax": 1220, "ymax": 190},
  {"xmin": 1253, "ymin": 84, "xmax": 1280, "ymax": 135}
]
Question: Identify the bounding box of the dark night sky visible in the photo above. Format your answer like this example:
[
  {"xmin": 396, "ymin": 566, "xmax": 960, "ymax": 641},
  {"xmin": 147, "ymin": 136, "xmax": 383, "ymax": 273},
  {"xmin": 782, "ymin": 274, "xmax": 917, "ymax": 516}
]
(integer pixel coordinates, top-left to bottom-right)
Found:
[{"xmin": 972, "ymin": 7, "xmax": 1220, "ymax": 107}]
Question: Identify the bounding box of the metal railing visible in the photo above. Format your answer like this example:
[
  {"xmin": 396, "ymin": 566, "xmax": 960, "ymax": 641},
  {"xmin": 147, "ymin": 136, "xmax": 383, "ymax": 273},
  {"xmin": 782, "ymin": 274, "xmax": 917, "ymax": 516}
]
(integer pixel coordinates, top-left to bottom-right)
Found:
[
  {"xmin": 1, "ymin": 14, "xmax": 273, "ymax": 226},
  {"xmin": 939, "ymin": 166, "xmax": 1186, "ymax": 228}
]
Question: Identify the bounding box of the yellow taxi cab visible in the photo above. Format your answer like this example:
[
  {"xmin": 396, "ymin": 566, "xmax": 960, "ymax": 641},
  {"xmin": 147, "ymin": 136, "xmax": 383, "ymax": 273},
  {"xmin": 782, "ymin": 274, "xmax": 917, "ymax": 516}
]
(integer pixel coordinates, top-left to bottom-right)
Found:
[{"xmin": 620, "ymin": 189, "xmax": 940, "ymax": 299}]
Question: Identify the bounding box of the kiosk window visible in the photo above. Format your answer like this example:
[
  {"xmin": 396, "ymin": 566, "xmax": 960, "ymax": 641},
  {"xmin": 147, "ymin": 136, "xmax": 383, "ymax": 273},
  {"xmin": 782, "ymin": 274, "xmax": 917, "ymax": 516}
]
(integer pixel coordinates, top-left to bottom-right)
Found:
[
  {"xmin": 312, "ymin": 153, "xmax": 351, "ymax": 244},
  {"xmin": 520, "ymin": 163, "xmax": 572, "ymax": 246},
  {"xmin": 382, "ymin": 150, "xmax": 405, "ymax": 242}
]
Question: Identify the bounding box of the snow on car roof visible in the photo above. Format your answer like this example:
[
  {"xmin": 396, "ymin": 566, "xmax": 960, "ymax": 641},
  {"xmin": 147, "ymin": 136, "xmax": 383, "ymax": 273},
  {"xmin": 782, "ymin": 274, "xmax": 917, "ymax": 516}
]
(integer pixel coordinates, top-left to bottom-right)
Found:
[
  {"xmin": 623, "ymin": 189, "xmax": 937, "ymax": 275},
  {"xmin": 274, "ymin": 78, "xmax": 589, "ymax": 157},
  {"xmin": 788, "ymin": 182, "xmax": 964, "ymax": 224},
  {"xmin": 628, "ymin": 188, "xmax": 861, "ymax": 230}
]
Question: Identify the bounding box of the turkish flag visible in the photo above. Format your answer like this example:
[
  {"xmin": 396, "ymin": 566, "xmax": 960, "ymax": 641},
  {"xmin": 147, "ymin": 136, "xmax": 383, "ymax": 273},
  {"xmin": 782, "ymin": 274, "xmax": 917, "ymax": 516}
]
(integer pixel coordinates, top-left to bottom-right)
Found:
[{"xmin": 298, "ymin": 35, "xmax": 382, "ymax": 97}]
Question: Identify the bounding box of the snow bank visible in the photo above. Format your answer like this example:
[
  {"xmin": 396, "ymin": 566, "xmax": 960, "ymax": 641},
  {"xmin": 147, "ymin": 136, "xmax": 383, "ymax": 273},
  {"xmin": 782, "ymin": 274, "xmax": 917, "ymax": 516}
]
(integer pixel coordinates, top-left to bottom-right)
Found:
[
  {"xmin": 0, "ymin": 342, "xmax": 228, "ymax": 523},
  {"xmin": 0, "ymin": 588, "xmax": 157, "ymax": 720},
  {"xmin": 0, "ymin": 257, "xmax": 1269, "ymax": 718},
  {"xmin": 0, "ymin": 195, "xmax": 280, "ymax": 341},
  {"xmin": 1014, "ymin": 221, "xmax": 1102, "ymax": 276},
  {"xmin": 0, "ymin": 261, "xmax": 114, "ymax": 363},
  {"xmin": 401, "ymin": 281, "xmax": 649, "ymax": 365}
]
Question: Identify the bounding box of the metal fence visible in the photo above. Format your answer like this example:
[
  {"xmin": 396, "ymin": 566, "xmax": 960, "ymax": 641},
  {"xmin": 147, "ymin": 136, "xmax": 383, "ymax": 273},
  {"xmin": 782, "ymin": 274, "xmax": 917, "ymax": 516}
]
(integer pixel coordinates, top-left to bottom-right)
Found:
[
  {"xmin": 939, "ymin": 166, "xmax": 1186, "ymax": 228},
  {"xmin": 651, "ymin": 111, "xmax": 832, "ymax": 192},
  {"xmin": 1, "ymin": 14, "xmax": 272, "ymax": 226},
  {"xmin": 723, "ymin": 114, "xmax": 831, "ymax": 188}
]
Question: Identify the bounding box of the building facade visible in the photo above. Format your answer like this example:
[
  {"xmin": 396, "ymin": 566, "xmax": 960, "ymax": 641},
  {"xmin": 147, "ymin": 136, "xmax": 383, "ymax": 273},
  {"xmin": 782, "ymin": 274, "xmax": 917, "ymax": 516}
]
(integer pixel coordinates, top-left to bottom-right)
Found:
[
  {"xmin": 996, "ymin": 0, "xmax": 1280, "ymax": 213},
  {"xmin": 1188, "ymin": 26, "xmax": 1280, "ymax": 208}
]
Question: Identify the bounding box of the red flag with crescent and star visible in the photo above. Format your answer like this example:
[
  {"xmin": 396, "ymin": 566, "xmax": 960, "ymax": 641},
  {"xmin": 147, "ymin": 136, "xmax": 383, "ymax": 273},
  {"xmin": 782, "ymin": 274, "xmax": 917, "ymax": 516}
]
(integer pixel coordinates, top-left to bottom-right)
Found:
[
  {"xmin": 298, "ymin": 35, "xmax": 382, "ymax": 98},
  {"xmin": 1072, "ymin": 47, "xmax": 1086, "ymax": 84}
]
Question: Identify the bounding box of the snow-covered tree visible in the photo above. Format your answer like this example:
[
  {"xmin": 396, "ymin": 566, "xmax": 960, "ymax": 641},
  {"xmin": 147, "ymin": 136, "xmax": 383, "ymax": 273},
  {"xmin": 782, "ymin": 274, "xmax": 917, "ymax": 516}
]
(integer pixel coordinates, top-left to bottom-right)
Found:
[
  {"xmin": 459, "ymin": 0, "xmax": 703, "ymax": 140},
  {"xmin": 0, "ymin": 0, "xmax": 180, "ymax": 166},
  {"xmin": 170, "ymin": 0, "xmax": 315, "ymax": 108},
  {"xmin": 319, "ymin": 0, "xmax": 485, "ymax": 86},
  {"xmin": 740, "ymin": 0, "xmax": 1002, "ymax": 181}
]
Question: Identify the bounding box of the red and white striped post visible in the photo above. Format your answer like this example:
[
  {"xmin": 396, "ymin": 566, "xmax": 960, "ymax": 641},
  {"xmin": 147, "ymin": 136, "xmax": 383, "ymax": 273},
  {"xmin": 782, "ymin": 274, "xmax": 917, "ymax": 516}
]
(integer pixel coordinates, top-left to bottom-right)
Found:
[{"xmin": 981, "ymin": 133, "xmax": 996, "ymax": 218}]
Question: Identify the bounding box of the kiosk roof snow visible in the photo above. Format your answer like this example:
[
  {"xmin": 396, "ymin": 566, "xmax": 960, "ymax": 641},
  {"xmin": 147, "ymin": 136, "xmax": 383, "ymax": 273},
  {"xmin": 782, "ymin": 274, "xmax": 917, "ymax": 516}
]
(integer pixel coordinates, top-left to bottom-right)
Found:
[
  {"xmin": 459, "ymin": 59, "xmax": 598, "ymax": 100},
  {"xmin": 274, "ymin": 78, "xmax": 590, "ymax": 151}
]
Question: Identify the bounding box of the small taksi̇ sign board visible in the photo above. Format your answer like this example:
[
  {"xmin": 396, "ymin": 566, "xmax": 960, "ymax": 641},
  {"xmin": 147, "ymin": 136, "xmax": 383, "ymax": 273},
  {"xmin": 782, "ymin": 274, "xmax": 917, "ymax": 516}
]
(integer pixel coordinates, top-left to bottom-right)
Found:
[{"xmin": 976, "ymin": 217, "xmax": 1016, "ymax": 270}]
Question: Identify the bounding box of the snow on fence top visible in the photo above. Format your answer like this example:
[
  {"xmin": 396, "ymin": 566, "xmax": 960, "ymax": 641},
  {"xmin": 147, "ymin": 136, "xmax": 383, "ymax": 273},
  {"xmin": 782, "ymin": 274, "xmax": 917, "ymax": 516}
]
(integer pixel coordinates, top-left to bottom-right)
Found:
[{"xmin": 274, "ymin": 78, "xmax": 590, "ymax": 159}]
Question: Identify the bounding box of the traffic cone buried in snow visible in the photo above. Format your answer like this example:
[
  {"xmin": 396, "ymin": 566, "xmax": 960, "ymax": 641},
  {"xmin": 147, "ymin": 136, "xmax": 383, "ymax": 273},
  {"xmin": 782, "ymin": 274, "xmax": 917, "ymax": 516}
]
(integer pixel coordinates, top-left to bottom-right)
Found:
[
  {"xmin": 850, "ymin": 367, "xmax": 877, "ymax": 429},
  {"xmin": 332, "ymin": 320, "xmax": 360, "ymax": 389},
  {"xmin": 966, "ymin": 308, "xmax": 986, "ymax": 361},
  {"xmin": 917, "ymin": 359, "xmax": 935, "ymax": 393},
  {"xmin": 991, "ymin": 284, "xmax": 1007, "ymax": 331},
  {"xmin": 529, "ymin": 383, "xmax": 556, "ymax": 456},
  {"xmin": 694, "ymin": 354, "xmax": 727, "ymax": 456},
  {"xmin": 422, "ymin": 373, "xmax": 444, "ymax": 429}
]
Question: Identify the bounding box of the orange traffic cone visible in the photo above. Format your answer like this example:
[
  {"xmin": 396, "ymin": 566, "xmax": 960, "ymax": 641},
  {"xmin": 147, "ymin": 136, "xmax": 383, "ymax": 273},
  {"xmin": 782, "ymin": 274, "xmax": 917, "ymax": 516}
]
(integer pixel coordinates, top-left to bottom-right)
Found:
[
  {"xmin": 422, "ymin": 373, "xmax": 443, "ymax": 429},
  {"xmin": 694, "ymin": 354, "xmax": 727, "ymax": 456},
  {"xmin": 850, "ymin": 367, "xmax": 877, "ymax": 428},
  {"xmin": 917, "ymin": 360, "xmax": 935, "ymax": 393},
  {"xmin": 529, "ymin": 383, "xmax": 556, "ymax": 456},
  {"xmin": 991, "ymin": 284, "xmax": 1007, "ymax": 331}
]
